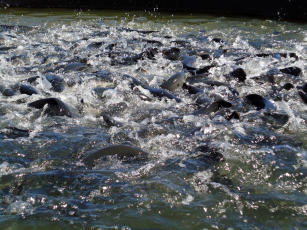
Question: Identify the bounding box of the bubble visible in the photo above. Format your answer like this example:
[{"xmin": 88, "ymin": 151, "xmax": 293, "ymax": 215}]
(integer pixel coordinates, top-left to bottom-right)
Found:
[{"xmin": 6, "ymin": 201, "xmax": 34, "ymax": 216}]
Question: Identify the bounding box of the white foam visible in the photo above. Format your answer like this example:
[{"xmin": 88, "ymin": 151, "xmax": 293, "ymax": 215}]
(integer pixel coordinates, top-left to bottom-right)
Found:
[{"xmin": 6, "ymin": 201, "xmax": 34, "ymax": 215}]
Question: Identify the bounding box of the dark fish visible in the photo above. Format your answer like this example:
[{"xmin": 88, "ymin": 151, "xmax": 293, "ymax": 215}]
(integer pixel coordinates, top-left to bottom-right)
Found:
[
  {"xmin": 87, "ymin": 41, "xmax": 103, "ymax": 49},
  {"xmin": 197, "ymin": 51, "xmax": 211, "ymax": 60},
  {"xmin": 140, "ymin": 39, "xmax": 163, "ymax": 46},
  {"xmin": 124, "ymin": 74, "xmax": 181, "ymax": 102},
  {"xmin": 19, "ymin": 84, "xmax": 39, "ymax": 95},
  {"xmin": 198, "ymin": 80, "xmax": 229, "ymax": 87},
  {"xmin": 141, "ymin": 47, "xmax": 159, "ymax": 60},
  {"xmin": 171, "ymin": 40, "xmax": 190, "ymax": 46},
  {"xmin": 160, "ymin": 72, "xmax": 187, "ymax": 92},
  {"xmin": 94, "ymin": 70, "xmax": 113, "ymax": 82},
  {"xmin": 28, "ymin": 98, "xmax": 74, "ymax": 117},
  {"xmin": 263, "ymin": 112, "xmax": 289, "ymax": 127},
  {"xmin": 228, "ymin": 68, "xmax": 246, "ymax": 82},
  {"xmin": 297, "ymin": 83, "xmax": 307, "ymax": 93},
  {"xmin": 0, "ymin": 24, "xmax": 33, "ymax": 32},
  {"xmin": 195, "ymin": 145, "xmax": 225, "ymax": 162},
  {"xmin": 216, "ymin": 99, "xmax": 232, "ymax": 108},
  {"xmin": 255, "ymin": 53, "xmax": 270, "ymax": 58},
  {"xmin": 63, "ymin": 62, "xmax": 88, "ymax": 72},
  {"xmin": 280, "ymin": 66, "xmax": 302, "ymax": 76},
  {"xmin": 45, "ymin": 74, "xmax": 65, "ymax": 92},
  {"xmin": 182, "ymin": 83, "xmax": 203, "ymax": 94},
  {"xmin": 182, "ymin": 56, "xmax": 197, "ymax": 70},
  {"xmin": 225, "ymin": 110, "xmax": 240, "ymax": 121},
  {"xmin": 298, "ymin": 91, "xmax": 307, "ymax": 104},
  {"xmin": 213, "ymin": 108, "xmax": 240, "ymax": 121},
  {"xmin": 105, "ymin": 43, "xmax": 116, "ymax": 51},
  {"xmin": 2, "ymin": 88, "xmax": 15, "ymax": 97},
  {"xmin": 26, "ymin": 76, "xmax": 40, "ymax": 84},
  {"xmin": 162, "ymin": 47, "xmax": 181, "ymax": 61},
  {"xmin": 282, "ymin": 83, "xmax": 294, "ymax": 90},
  {"xmin": 0, "ymin": 46, "xmax": 17, "ymax": 51},
  {"xmin": 186, "ymin": 79, "xmax": 239, "ymax": 96},
  {"xmin": 256, "ymin": 52, "xmax": 298, "ymax": 61},
  {"xmin": 91, "ymin": 31, "xmax": 110, "ymax": 37},
  {"xmin": 251, "ymin": 74, "xmax": 275, "ymax": 84},
  {"xmin": 184, "ymin": 57, "xmax": 215, "ymax": 75},
  {"xmin": 0, "ymin": 127, "xmax": 30, "ymax": 139},
  {"xmin": 110, "ymin": 52, "xmax": 142, "ymax": 65},
  {"xmin": 101, "ymin": 113, "xmax": 121, "ymax": 127},
  {"xmin": 245, "ymin": 94, "xmax": 265, "ymax": 110},
  {"xmin": 194, "ymin": 99, "xmax": 232, "ymax": 115},
  {"xmin": 93, "ymin": 87, "xmax": 113, "ymax": 98},
  {"xmin": 195, "ymin": 65, "xmax": 215, "ymax": 75},
  {"xmin": 212, "ymin": 38, "xmax": 224, "ymax": 43},
  {"xmin": 83, "ymin": 144, "xmax": 149, "ymax": 168},
  {"xmin": 147, "ymin": 87, "xmax": 181, "ymax": 103},
  {"xmin": 133, "ymin": 87, "xmax": 153, "ymax": 101}
]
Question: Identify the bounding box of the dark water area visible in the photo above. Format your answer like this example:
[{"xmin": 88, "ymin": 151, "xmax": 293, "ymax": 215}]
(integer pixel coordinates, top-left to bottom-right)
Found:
[
  {"xmin": 1, "ymin": 0, "xmax": 307, "ymax": 21},
  {"xmin": 0, "ymin": 8, "xmax": 306, "ymax": 230}
]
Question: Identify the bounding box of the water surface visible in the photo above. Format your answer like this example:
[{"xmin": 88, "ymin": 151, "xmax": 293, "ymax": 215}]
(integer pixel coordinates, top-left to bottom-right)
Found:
[{"xmin": 0, "ymin": 8, "xmax": 306, "ymax": 230}]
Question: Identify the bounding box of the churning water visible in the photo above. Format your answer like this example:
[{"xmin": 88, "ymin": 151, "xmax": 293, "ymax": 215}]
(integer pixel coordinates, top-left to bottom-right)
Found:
[{"xmin": 0, "ymin": 8, "xmax": 306, "ymax": 230}]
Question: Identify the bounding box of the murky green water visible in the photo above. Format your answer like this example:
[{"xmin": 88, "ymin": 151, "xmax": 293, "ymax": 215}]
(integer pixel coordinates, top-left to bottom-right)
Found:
[{"xmin": 0, "ymin": 8, "xmax": 306, "ymax": 230}]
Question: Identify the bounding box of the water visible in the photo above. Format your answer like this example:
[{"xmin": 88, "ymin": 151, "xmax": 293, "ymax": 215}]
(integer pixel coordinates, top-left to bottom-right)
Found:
[{"xmin": 0, "ymin": 8, "xmax": 306, "ymax": 230}]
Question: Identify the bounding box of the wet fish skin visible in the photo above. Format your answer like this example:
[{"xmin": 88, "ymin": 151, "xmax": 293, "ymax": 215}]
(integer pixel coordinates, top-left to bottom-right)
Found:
[
  {"xmin": 245, "ymin": 94, "xmax": 266, "ymax": 110},
  {"xmin": 147, "ymin": 87, "xmax": 182, "ymax": 103},
  {"xmin": 0, "ymin": 127, "xmax": 31, "ymax": 139},
  {"xmin": 298, "ymin": 91, "xmax": 307, "ymax": 104},
  {"xmin": 19, "ymin": 84, "xmax": 39, "ymax": 95},
  {"xmin": 195, "ymin": 145, "xmax": 225, "ymax": 162},
  {"xmin": 2, "ymin": 88, "xmax": 16, "ymax": 97},
  {"xmin": 123, "ymin": 74, "xmax": 181, "ymax": 102},
  {"xmin": 228, "ymin": 68, "xmax": 246, "ymax": 82},
  {"xmin": 45, "ymin": 74, "xmax": 65, "ymax": 92},
  {"xmin": 28, "ymin": 97, "xmax": 75, "ymax": 117},
  {"xmin": 160, "ymin": 72, "xmax": 187, "ymax": 92},
  {"xmin": 162, "ymin": 47, "xmax": 181, "ymax": 61},
  {"xmin": 280, "ymin": 66, "xmax": 302, "ymax": 76},
  {"xmin": 83, "ymin": 144, "xmax": 149, "ymax": 168},
  {"xmin": 182, "ymin": 83, "xmax": 203, "ymax": 94}
]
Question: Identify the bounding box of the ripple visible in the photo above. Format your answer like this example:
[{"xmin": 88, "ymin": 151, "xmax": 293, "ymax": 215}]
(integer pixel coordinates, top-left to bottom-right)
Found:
[{"xmin": 0, "ymin": 9, "xmax": 306, "ymax": 230}]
